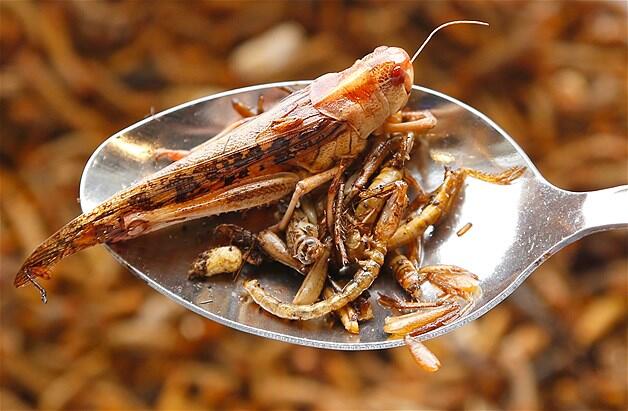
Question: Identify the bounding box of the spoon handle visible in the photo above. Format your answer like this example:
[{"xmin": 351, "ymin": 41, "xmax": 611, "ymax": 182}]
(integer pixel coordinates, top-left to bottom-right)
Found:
[{"xmin": 581, "ymin": 185, "xmax": 628, "ymax": 232}]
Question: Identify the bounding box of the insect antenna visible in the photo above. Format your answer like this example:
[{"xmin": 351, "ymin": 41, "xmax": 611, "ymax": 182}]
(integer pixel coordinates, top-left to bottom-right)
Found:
[{"xmin": 411, "ymin": 20, "xmax": 489, "ymax": 64}]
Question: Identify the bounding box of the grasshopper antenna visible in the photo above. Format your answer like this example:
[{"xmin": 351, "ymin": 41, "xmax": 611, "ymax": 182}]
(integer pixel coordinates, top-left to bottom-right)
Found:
[{"xmin": 411, "ymin": 20, "xmax": 489, "ymax": 63}]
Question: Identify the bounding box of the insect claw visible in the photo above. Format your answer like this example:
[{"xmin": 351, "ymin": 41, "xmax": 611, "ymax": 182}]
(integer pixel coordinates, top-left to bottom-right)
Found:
[{"xmin": 26, "ymin": 272, "xmax": 48, "ymax": 304}]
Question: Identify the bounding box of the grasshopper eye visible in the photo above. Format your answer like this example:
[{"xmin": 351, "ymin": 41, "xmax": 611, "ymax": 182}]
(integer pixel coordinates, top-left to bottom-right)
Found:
[{"xmin": 391, "ymin": 65, "xmax": 405, "ymax": 85}]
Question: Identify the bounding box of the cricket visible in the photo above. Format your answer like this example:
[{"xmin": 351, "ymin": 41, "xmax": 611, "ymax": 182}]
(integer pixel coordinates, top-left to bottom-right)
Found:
[{"xmin": 15, "ymin": 20, "xmax": 527, "ymax": 370}]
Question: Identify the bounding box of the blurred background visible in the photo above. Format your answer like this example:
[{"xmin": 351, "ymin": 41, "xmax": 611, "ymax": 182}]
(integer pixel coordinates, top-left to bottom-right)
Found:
[{"xmin": 0, "ymin": 1, "xmax": 626, "ymax": 410}]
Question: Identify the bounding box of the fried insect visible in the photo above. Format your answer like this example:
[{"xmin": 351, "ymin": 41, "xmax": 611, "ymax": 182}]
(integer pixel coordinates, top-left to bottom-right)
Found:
[
  {"xmin": 421, "ymin": 265, "xmax": 481, "ymax": 302},
  {"xmin": 388, "ymin": 166, "xmax": 526, "ymax": 248},
  {"xmin": 189, "ymin": 246, "xmax": 243, "ymax": 278},
  {"xmin": 404, "ymin": 335, "xmax": 441, "ymax": 372},
  {"xmin": 388, "ymin": 251, "xmax": 425, "ymax": 300},
  {"xmin": 286, "ymin": 208, "xmax": 324, "ymax": 265}
]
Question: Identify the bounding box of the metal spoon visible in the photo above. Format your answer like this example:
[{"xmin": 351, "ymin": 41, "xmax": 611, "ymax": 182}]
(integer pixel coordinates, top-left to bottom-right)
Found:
[{"xmin": 80, "ymin": 81, "xmax": 627, "ymax": 350}]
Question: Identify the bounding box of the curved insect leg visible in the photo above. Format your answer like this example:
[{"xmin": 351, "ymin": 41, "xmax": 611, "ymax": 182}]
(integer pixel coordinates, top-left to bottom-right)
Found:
[
  {"xmin": 343, "ymin": 137, "xmax": 395, "ymax": 205},
  {"xmin": 231, "ymin": 95, "xmax": 265, "ymax": 118},
  {"xmin": 463, "ymin": 165, "xmax": 527, "ymax": 185},
  {"xmin": 272, "ymin": 166, "xmax": 341, "ymax": 232},
  {"xmin": 404, "ymin": 172, "xmax": 430, "ymax": 214},
  {"xmin": 154, "ymin": 148, "xmax": 191, "ymax": 162},
  {"xmin": 383, "ymin": 110, "xmax": 437, "ymax": 134},
  {"xmin": 243, "ymin": 180, "xmax": 407, "ymax": 320}
]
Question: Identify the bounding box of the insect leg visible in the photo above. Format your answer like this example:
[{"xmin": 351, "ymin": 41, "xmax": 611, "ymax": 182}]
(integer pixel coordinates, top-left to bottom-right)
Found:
[
  {"xmin": 231, "ymin": 98, "xmax": 257, "ymax": 118},
  {"xmin": 384, "ymin": 116, "xmax": 436, "ymax": 134},
  {"xmin": 462, "ymin": 165, "xmax": 526, "ymax": 185},
  {"xmin": 344, "ymin": 138, "xmax": 394, "ymax": 205},
  {"xmin": 384, "ymin": 110, "xmax": 437, "ymax": 134},
  {"xmin": 115, "ymin": 172, "xmax": 300, "ymax": 241},
  {"xmin": 154, "ymin": 148, "xmax": 191, "ymax": 162},
  {"xmin": 273, "ymin": 166, "xmax": 340, "ymax": 232}
]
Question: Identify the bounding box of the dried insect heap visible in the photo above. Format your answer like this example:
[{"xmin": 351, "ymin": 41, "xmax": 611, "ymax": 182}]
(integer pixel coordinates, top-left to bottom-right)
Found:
[{"xmin": 193, "ymin": 97, "xmax": 525, "ymax": 368}]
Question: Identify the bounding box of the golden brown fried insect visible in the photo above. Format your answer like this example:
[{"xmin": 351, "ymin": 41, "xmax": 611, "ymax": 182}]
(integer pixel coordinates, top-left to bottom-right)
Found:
[
  {"xmin": 389, "ymin": 166, "xmax": 526, "ymax": 248},
  {"xmin": 404, "ymin": 335, "xmax": 441, "ymax": 372},
  {"xmin": 388, "ymin": 251, "xmax": 425, "ymax": 300}
]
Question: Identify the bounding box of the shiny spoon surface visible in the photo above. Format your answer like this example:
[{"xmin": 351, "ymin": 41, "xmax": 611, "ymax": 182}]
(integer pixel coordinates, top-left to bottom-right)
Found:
[{"xmin": 80, "ymin": 81, "xmax": 627, "ymax": 350}]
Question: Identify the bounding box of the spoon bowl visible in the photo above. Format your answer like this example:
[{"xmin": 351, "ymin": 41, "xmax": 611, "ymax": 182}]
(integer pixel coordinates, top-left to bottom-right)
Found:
[{"xmin": 80, "ymin": 81, "xmax": 627, "ymax": 350}]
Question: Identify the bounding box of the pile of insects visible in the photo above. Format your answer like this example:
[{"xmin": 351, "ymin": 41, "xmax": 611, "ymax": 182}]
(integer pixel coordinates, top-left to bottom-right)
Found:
[
  {"xmin": 14, "ymin": 21, "xmax": 523, "ymax": 371},
  {"xmin": 189, "ymin": 103, "xmax": 524, "ymax": 371}
]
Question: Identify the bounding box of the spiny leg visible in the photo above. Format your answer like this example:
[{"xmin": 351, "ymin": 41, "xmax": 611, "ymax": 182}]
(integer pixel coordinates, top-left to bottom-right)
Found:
[
  {"xmin": 116, "ymin": 172, "xmax": 300, "ymax": 241},
  {"xmin": 344, "ymin": 138, "xmax": 394, "ymax": 205},
  {"xmin": 272, "ymin": 166, "xmax": 341, "ymax": 232},
  {"xmin": 231, "ymin": 95, "xmax": 265, "ymax": 118}
]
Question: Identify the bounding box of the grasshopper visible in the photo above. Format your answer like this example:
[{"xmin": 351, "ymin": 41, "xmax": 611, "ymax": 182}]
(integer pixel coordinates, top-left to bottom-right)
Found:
[{"xmin": 15, "ymin": 21, "xmax": 487, "ymax": 301}]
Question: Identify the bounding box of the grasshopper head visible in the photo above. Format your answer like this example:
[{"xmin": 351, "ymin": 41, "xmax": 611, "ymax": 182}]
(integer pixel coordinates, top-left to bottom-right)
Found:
[
  {"xmin": 364, "ymin": 46, "xmax": 414, "ymax": 114},
  {"xmin": 310, "ymin": 46, "xmax": 413, "ymax": 136}
]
